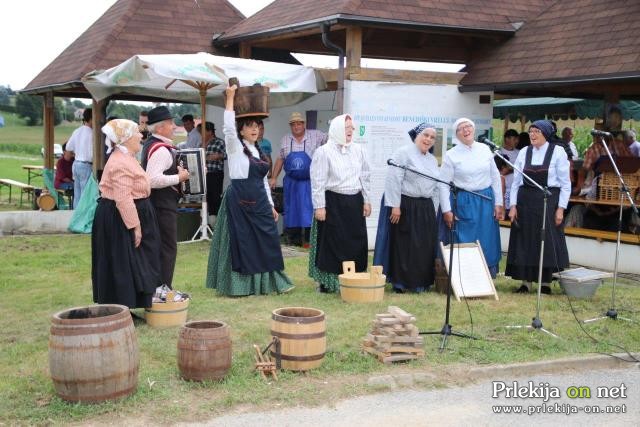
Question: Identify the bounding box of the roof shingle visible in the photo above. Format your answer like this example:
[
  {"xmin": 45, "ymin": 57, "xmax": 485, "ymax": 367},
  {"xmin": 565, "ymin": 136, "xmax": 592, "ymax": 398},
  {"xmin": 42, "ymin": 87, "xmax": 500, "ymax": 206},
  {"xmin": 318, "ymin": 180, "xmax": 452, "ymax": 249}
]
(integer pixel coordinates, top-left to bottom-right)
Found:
[
  {"xmin": 218, "ymin": 0, "xmax": 557, "ymax": 43},
  {"xmin": 461, "ymin": 0, "xmax": 640, "ymax": 89}
]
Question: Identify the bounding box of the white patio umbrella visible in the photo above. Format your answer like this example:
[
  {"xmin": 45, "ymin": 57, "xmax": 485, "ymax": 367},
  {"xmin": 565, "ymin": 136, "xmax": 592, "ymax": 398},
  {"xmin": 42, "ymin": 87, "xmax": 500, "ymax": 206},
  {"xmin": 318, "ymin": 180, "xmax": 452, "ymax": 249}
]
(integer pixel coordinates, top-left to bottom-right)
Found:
[{"xmin": 82, "ymin": 52, "xmax": 323, "ymax": 142}]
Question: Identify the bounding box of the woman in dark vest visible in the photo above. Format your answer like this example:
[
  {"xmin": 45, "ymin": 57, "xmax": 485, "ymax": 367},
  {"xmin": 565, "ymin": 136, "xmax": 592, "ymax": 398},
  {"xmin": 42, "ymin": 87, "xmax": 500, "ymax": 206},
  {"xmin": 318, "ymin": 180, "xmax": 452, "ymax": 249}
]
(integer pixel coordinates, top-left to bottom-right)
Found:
[
  {"xmin": 506, "ymin": 120, "xmax": 571, "ymax": 294},
  {"xmin": 205, "ymin": 84, "xmax": 293, "ymax": 296}
]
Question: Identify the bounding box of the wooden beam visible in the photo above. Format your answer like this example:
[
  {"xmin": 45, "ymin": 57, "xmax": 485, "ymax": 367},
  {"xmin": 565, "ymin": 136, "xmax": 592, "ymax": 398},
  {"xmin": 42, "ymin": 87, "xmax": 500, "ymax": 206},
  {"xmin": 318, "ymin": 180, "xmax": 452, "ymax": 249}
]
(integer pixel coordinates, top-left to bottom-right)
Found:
[
  {"xmin": 43, "ymin": 92, "xmax": 55, "ymax": 170},
  {"xmin": 346, "ymin": 27, "xmax": 362, "ymax": 78},
  {"xmin": 92, "ymin": 98, "xmax": 108, "ymax": 174},
  {"xmin": 239, "ymin": 42, "xmax": 251, "ymax": 59},
  {"xmin": 348, "ymin": 68, "xmax": 465, "ymax": 85}
]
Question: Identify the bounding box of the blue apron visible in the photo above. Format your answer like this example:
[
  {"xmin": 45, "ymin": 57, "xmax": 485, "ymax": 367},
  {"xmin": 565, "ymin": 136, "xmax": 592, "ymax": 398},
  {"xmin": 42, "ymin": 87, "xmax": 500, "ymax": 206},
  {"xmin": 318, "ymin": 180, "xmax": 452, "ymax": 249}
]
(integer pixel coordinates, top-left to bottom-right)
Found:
[{"xmin": 283, "ymin": 139, "xmax": 313, "ymax": 228}]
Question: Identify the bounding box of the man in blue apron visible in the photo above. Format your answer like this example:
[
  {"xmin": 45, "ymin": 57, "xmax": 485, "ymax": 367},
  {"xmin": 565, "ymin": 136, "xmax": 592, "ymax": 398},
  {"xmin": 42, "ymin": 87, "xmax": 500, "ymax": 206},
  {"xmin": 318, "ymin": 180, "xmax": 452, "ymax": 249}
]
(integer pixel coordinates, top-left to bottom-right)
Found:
[{"xmin": 270, "ymin": 112, "xmax": 327, "ymax": 246}]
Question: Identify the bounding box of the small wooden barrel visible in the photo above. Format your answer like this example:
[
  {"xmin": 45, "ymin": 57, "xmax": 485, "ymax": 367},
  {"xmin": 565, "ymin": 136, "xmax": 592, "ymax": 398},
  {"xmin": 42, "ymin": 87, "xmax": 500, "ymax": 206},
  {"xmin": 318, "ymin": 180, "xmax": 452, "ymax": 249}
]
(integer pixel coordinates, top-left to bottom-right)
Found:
[
  {"xmin": 177, "ymin": 321, "xmax": 232, "ymax": 381},
  {"xmin": 49, "ymin": 304, "xmax": 139, "ymax": 403},
  {"xmin": 37, "ymin": 193, "xmax": 56, "ymax": 211},
  {"xmin": 270, "ymin": 307, "xmax": 326, "ymax": 371},
  {"xmin": 339, "ymin": 261, "xmax": 386, "ymax": 303},
  {"xmin": 144, "ymin": 296, "xmax": 189, "ymax": 328},
  {"xmin": 233, "ymin": 84, "xmax": 270, "ymax": 118}
]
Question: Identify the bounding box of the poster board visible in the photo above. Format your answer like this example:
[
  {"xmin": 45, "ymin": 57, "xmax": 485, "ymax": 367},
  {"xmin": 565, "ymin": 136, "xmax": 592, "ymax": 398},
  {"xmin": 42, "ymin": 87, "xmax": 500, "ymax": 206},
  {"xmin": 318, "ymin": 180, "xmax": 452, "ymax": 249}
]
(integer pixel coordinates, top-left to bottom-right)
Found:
[{"xmin": 440, "ymin": 241, "xmax": 499, "ymax": 301}]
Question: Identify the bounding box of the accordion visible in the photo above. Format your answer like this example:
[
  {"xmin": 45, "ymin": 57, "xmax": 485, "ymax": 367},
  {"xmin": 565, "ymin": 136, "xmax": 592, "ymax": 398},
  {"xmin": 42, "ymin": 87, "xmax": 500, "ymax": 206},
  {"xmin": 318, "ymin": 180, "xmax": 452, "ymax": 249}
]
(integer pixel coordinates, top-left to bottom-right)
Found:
[{"xmin": 176, "ymin": 148, "xmax": 206, "ymax": 195}]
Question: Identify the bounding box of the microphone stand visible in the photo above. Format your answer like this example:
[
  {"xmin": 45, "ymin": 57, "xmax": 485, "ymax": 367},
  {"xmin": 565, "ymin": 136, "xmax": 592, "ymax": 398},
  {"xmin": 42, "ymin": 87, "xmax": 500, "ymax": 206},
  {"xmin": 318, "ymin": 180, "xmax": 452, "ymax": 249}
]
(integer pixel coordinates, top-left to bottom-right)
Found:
[
  {"xmin": 490, "ymin": 148, "xmax": 558, "ymax": 338},
  {"xmin": 387, "ymin": 160, "xmax": 489, "ymax": 351},
  {"xmin": 583, "ymin": 137, "xmax": 638, "ymax": 324}
]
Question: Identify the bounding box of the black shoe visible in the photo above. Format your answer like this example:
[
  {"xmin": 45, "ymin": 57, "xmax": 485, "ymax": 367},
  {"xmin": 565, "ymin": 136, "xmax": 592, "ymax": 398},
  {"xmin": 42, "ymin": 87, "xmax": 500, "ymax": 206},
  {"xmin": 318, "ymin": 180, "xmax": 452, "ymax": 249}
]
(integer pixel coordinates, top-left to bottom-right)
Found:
[
  {"xmin": 514, "ymin": 285, "xmax": 530, "ymax": 294},
  {"xmin": 316, "ymin": 284, "xmax": 330, "ymax": 294},
  {"xmin": 541, "ymin": 286, "xmax": 552, "ymax": 295}
]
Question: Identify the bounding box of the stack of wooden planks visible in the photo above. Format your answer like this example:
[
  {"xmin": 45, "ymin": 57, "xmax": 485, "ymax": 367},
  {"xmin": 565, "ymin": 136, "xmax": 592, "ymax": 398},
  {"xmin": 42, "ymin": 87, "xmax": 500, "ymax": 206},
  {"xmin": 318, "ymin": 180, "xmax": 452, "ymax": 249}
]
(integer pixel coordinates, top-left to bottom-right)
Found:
[{"xmin": 362, "ymin": 306, "xmax": 425, "ymax": 363}]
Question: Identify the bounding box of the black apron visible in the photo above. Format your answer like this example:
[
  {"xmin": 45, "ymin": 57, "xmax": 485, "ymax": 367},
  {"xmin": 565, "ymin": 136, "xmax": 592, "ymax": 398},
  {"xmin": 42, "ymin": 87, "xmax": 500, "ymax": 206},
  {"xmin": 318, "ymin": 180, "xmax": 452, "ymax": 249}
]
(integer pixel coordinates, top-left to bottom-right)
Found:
[
  {"xmin": 505, "ymin": 145, "xmax": 569, "ymax": 282},
  {"xmin": 226, "ymin": 153, "xmax": 284, "ymax": 274},
  {"xmin": 315, "ymin": 190, "xmax": 368, "ymax": 274}
]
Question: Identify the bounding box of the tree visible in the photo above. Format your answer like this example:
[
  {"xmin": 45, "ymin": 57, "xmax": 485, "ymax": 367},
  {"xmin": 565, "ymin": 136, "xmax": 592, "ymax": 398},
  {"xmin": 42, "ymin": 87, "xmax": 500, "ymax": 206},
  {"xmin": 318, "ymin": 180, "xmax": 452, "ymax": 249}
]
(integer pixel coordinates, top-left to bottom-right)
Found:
[{"xmin": 15, "ymin": 93, "xmax": 42, "ymax": 126}]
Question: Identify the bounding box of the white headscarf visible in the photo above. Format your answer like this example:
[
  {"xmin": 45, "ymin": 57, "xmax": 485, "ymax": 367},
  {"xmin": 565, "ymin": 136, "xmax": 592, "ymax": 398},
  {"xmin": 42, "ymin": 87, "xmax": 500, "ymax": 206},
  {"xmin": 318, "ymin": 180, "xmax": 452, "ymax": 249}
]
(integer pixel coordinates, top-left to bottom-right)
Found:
[
  {"xmin": 452, "ymin": 117, "xmax": 475, "ymax": 145},
  {"xmin": 102, "ymin": 119, "xmax": 139, "ymax": 154},
  {"xmin": 328, "ymin": 113, "xmax": 353, "ymax": 153}
]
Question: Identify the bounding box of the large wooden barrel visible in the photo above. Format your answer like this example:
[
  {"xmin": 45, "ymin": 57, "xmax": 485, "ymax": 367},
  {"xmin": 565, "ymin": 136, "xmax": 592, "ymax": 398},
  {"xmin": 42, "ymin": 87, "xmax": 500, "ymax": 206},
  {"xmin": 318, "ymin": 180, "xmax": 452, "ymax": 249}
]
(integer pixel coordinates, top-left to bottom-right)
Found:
[
  {"xmin": 270, "ymin": 307, "xmax": 326, "ymax": 371},
  {"xmin": 177, "ymin": 320, "xmax": 232, "ymax": 381},
  {"xmin": 49, "ymin": 304, "xmax": 139, "ymax": 403},
  {"xmin": 232, "ymin": 84, "xmax": 270, "ymax": 118}
]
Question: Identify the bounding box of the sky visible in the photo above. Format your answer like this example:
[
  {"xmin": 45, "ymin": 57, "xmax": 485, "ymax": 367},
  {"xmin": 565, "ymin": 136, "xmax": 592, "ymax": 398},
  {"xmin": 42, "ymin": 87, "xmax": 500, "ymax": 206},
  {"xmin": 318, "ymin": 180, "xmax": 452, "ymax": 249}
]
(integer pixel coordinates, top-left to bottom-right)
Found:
[{"xmin": 0, "ymin": 0, "xmax": 461, "ymax": 90}]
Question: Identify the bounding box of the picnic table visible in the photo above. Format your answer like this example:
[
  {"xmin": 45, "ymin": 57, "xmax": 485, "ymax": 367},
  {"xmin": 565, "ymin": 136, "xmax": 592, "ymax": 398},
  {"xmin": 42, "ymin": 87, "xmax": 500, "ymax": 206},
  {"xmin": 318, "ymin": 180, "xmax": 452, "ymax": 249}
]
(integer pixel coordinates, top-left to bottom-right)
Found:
[{"xmin": 22, "ymin": 164, "xmax": 54, "ymax": 185}]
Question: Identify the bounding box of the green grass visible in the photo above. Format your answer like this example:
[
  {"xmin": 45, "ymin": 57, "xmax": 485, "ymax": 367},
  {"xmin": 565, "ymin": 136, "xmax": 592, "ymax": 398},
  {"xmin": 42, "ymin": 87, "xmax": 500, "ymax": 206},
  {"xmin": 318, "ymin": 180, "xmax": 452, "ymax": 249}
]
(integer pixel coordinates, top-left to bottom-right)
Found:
[
  {"xmin": 0, "ymin": 235, "xmax": 638, "ymax": 424},
  {"xmin": 0, "ymin": 112, "xmax": 77, "ymax": 155}
]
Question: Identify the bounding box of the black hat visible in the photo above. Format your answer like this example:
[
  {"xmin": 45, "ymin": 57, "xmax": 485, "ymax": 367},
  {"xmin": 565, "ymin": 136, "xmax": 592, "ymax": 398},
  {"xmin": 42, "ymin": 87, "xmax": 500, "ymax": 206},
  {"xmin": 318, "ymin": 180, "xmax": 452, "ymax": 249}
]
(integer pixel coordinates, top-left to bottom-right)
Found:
[{"xmin": 147, "ymin": 106, "xmax": 173, "ymax": 125}]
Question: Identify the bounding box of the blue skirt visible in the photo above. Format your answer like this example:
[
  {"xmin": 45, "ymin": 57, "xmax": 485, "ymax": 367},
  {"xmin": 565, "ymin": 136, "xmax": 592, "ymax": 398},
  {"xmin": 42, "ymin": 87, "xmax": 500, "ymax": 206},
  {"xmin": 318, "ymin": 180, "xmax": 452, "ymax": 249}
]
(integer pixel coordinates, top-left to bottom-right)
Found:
[{"xmin": 441, "ymin": 187, "xmax": 501, "ymax": 276}]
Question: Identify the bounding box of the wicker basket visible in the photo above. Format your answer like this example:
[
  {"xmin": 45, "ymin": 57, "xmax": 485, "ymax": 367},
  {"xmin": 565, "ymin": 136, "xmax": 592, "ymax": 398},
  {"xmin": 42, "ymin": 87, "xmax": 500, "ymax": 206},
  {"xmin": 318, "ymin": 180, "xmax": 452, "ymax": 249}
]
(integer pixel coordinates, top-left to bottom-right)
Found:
[{"xmin": 597, "ymin": 172, "xmax": 640, "ymax": 202}]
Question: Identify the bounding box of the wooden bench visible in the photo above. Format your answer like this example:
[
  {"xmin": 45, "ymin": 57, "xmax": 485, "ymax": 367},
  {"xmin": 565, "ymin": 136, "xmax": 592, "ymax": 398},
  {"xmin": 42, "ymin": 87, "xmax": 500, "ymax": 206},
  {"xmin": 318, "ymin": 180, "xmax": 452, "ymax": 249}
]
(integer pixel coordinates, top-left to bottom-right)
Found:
[{"xmin": 0, "ymin": 179, "xmax": 36, "ymax": 206}]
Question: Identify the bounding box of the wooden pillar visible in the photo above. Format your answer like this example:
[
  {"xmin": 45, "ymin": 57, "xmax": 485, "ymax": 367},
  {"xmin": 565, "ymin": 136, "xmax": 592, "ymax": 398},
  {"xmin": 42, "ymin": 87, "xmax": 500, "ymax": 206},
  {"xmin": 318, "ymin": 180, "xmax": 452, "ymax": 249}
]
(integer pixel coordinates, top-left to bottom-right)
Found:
[
  {"xmin": 239, "ymin": 42, "xmax": 251, "ymax": 59},
  {"xmin": 43, "ymin": 92, "xmax": 55, "ymax": 169},
  {"xmin": 346, "ymin": 27, "xmax": 362, "ymax": 78},
  {"xmin": 92, "ymin": 98, "xmax": 108, "ymax": 175}
]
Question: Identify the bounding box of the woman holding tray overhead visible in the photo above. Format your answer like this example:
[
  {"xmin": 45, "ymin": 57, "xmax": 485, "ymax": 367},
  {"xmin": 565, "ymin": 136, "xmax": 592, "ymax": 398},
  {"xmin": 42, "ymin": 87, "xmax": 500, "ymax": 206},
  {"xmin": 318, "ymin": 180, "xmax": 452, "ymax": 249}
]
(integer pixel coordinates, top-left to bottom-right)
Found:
[
  {"xmin": 205, "ymin": 84, "xmax": 293, "ymax": 296},
  {"xmin": 373, "ymin": 122, "xmax": 441, "ymax": 293},
  {"xmin": 308, "ymin": 113, "xmax": 371, "ymax": 293}
]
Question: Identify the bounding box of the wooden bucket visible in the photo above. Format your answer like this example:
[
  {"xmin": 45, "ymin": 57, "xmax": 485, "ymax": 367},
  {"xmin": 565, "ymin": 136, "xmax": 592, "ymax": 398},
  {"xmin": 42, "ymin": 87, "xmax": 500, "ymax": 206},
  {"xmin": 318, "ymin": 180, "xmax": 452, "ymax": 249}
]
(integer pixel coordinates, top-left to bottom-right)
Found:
[
  {"xmin": 49, "ymin": 304, "xmax": 139, "ymax": 403},
  {"xmin": 144, "ymin": 294, "xmax": 189, "ymax": 328},
  {"xmin": 232, "ymin": 84, "xmax": 270, "ymax": 118},
  {"xmin": 270, "ymin": 307, "xmax": 326, "ymax": 371},
  {"xmin": 177, "ymin": 320, "xmax": 232, "ymax": 381},
  {"xmin": 37, "ymin": 193, "xmax": 56, "ymax": 211},
  {"xmin": 338, "ymin": 261, "xmax": 386, "ymax": 303}
]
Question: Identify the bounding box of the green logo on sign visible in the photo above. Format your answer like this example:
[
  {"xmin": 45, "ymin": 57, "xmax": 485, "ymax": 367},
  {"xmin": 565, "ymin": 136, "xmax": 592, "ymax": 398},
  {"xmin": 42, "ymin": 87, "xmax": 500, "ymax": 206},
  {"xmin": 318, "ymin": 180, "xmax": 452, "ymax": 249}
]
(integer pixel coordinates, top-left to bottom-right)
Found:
[{"xmin": 359, "ymin": 125, "xmax": 366, "ymax": 137}]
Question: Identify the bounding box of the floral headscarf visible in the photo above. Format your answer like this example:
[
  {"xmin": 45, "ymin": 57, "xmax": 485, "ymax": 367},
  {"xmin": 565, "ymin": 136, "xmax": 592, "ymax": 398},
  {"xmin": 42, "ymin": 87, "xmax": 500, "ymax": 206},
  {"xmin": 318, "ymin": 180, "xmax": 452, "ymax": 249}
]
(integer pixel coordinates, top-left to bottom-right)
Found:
[{"xmin": 102, "ymin": 119, "xmax": 139, "ymax": 154}]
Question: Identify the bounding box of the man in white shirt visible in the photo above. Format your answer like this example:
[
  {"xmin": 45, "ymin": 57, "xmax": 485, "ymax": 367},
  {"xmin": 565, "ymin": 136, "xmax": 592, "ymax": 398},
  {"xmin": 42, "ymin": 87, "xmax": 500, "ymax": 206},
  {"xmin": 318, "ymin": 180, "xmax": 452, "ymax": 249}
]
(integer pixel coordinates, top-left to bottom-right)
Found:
[
  {"xmin": 624, "ymin": 129, "xmax": 640, "ymax": 157},
  {"xmin": 141, "ymin": 106, "xmax": 190, "ymax": 288},
  {"xmin": 178, "ymin": 114, "xmax": 201, "ymax": 149},
  {"xmin": 66, "ymin": 108, "xmax": 93, "ymax": 209}
]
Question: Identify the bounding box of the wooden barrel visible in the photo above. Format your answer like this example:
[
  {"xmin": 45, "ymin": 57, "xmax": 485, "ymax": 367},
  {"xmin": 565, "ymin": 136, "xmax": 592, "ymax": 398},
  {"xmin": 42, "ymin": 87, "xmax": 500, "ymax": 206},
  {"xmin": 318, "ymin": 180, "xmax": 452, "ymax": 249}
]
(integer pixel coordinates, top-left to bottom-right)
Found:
[
  {"xmin": 338, "ymin": 261, "xmax": 386, "ymax": 303},
  {"xmin": 270, "ymin": 307, "xmax": 326, "ymax": 371},
  {"xmin": 37, "ymin": 193, "xmax": 56, "ymax": 211},
  {"xmin": 233, "ymin": 84, "xmax": 270, "ymax": 118},
  {"xmin": 49, "ymin": 304, "xmax": 139, "ymax": 403},
  {"xmin": 177, "ymin": 320, "xmax": 232, "ymax": 381}
]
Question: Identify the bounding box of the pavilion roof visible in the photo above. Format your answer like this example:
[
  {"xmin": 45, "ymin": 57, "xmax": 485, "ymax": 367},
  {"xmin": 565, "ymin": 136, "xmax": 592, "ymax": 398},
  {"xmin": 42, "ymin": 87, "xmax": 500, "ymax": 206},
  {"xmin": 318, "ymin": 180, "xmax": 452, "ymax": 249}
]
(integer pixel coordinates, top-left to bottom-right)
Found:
[{"xmin": 23, "ymin": 0, "xmax": 244, "ymax": 95}]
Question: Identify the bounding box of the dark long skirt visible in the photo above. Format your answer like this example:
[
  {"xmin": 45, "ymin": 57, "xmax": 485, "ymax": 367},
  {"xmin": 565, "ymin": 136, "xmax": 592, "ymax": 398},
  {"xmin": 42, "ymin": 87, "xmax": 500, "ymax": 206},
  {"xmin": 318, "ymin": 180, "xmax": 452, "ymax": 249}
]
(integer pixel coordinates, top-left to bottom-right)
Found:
[
  {"xmin": 315, "ymin": 191, "xmax": 368, "ymax": 274},
  {"xmin": 92, "ymin": 198, "xmax": 161, "ymax": 308},
  {"xmin": 505, "ymin": 187, "xmax": 569, "ymax": 282},
  {"xmin": 388, "ymin": 195, "xmax": 438, "ymax": 291}
]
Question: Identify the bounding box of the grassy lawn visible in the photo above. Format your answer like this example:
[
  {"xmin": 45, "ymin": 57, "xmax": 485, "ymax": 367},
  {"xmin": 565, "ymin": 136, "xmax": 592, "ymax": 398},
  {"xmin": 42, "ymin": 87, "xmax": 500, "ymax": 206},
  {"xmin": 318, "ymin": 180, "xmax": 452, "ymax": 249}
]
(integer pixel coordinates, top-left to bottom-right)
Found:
[
  {"xmin": 0, "ymin": 112, "xmax": 77, "ymax": 155},
  {"xmin": 0, "ymin": 234, "xmax": 639, "ymax": 424}
]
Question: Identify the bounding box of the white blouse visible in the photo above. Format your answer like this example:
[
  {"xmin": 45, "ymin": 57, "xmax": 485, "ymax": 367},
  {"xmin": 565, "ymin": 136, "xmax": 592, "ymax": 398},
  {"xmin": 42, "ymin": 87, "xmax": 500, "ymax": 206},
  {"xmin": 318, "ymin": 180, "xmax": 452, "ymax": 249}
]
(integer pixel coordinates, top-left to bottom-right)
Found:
[
  {"xmin": 509, "ymin": 142, "xmax": 571, "ymax": 209},
  {"xmin": 310, "ymin": 142, "xmax": 371, "ymax": 209},
  {"xmin": 439, "ymin": 141, "xmax": 503, "ymax": 213},
  {"xmin": 223, "ymin": 110, "xmax": 273, "ymax": 206}
]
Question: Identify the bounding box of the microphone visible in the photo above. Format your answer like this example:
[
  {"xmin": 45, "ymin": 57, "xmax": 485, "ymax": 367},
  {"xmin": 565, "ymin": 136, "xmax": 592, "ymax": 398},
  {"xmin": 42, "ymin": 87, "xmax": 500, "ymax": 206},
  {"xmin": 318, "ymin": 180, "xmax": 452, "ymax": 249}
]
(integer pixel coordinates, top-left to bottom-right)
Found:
[
  {"xmin": 478, "ymin": 136, "xmax": 498, "ymax": 151},
  {"xmin": 387, "ymin": 159, "xmax": 399, "ymax": 167},
  {"xmin": 590, "ymin": 129, "xmax": 612, "ymax": 137}
]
